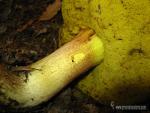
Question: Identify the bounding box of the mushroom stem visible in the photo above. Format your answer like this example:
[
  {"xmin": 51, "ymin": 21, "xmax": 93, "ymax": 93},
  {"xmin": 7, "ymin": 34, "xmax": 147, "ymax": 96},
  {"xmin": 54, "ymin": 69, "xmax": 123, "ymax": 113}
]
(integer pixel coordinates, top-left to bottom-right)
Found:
[{"xmin": 0, "ymin": 29, "xmax": 104, "ymax": 108}]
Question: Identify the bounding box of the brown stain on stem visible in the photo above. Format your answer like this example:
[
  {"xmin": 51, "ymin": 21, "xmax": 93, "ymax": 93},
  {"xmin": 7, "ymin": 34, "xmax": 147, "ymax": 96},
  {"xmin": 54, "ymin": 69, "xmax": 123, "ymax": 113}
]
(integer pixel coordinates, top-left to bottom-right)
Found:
[{"xmin": 0, "ymin": 64, "xmax": 25, "ymax": 88}]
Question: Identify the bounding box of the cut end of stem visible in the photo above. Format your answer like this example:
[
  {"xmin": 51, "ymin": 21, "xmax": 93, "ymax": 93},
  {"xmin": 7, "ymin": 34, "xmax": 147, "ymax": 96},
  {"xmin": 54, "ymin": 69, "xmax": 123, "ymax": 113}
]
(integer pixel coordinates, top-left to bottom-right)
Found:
[{"xmin": 89, "ymin": 34, "xmax": 104, "ymax": 65}]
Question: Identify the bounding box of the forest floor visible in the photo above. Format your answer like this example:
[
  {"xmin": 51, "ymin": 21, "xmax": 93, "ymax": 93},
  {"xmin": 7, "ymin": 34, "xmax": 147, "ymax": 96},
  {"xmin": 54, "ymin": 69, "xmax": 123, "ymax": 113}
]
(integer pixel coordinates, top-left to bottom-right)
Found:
[{"xmin": 0, "ymin": 0, "xmax": 145, "ymax": 113}]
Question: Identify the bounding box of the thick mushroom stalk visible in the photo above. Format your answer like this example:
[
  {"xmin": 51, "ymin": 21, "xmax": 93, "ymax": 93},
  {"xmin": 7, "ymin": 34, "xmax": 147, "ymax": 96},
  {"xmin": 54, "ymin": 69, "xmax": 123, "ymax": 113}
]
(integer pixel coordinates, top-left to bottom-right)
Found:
[{"xmin": 0, "ymin": 29, "xmax": 104, "ymax": 108}]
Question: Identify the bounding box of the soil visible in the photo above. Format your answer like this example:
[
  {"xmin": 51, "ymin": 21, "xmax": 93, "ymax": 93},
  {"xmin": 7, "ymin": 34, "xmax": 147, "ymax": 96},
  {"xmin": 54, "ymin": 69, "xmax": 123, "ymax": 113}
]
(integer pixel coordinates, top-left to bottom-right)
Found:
[
  {"xmin": 0, "ymin": 0, "xmax": 145, "ymax": 113},
  {"xmin": 0, "ymin": 0, "xmax": 61, "ymax": 67}
]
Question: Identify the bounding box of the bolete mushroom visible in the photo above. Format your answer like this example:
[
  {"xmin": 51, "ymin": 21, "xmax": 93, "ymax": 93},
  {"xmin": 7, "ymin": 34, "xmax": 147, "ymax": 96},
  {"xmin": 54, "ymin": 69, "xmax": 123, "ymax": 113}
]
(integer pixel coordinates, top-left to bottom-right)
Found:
[
  {"xmin": 61, "ymin": 0, "xmax": 150, "ymax": 105},
  {"xmin": 0, "ymin": 29, "xmax": 104, "ymax": 108}
]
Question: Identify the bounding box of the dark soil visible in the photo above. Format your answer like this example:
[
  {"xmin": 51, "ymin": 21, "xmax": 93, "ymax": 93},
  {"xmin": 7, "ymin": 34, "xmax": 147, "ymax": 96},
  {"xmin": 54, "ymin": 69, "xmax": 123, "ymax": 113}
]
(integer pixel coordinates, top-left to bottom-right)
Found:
[
  {"xmin": 0, "ymin": 0, "xmax": 144, "ymax": 113},
  {"xmin": 0, "ymin": 0, "xmax": 61, "ymax": 67}
]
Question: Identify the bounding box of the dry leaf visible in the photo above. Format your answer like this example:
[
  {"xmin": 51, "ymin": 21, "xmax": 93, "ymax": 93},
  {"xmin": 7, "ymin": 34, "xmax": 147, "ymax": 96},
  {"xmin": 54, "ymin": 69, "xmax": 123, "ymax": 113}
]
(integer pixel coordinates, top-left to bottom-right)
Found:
[
  {"xmin": 16, "ymin": 0, "xmax": 61, "ymax": 32},
  {"xmin": 39, "ymin": 0, "xmax": 61, "ymax": 21},
  {"xmin": 17, "ymin": 19, "xmax": 34, "ymax": 32}
]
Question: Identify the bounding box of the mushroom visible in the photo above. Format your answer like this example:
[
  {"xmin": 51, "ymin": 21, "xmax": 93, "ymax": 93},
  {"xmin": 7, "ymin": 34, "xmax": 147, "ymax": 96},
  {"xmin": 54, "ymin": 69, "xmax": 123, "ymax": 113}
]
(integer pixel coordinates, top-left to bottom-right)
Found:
[{"xmin": 0, "ymin": 29, "xmax": 104, "ymax": 108}]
